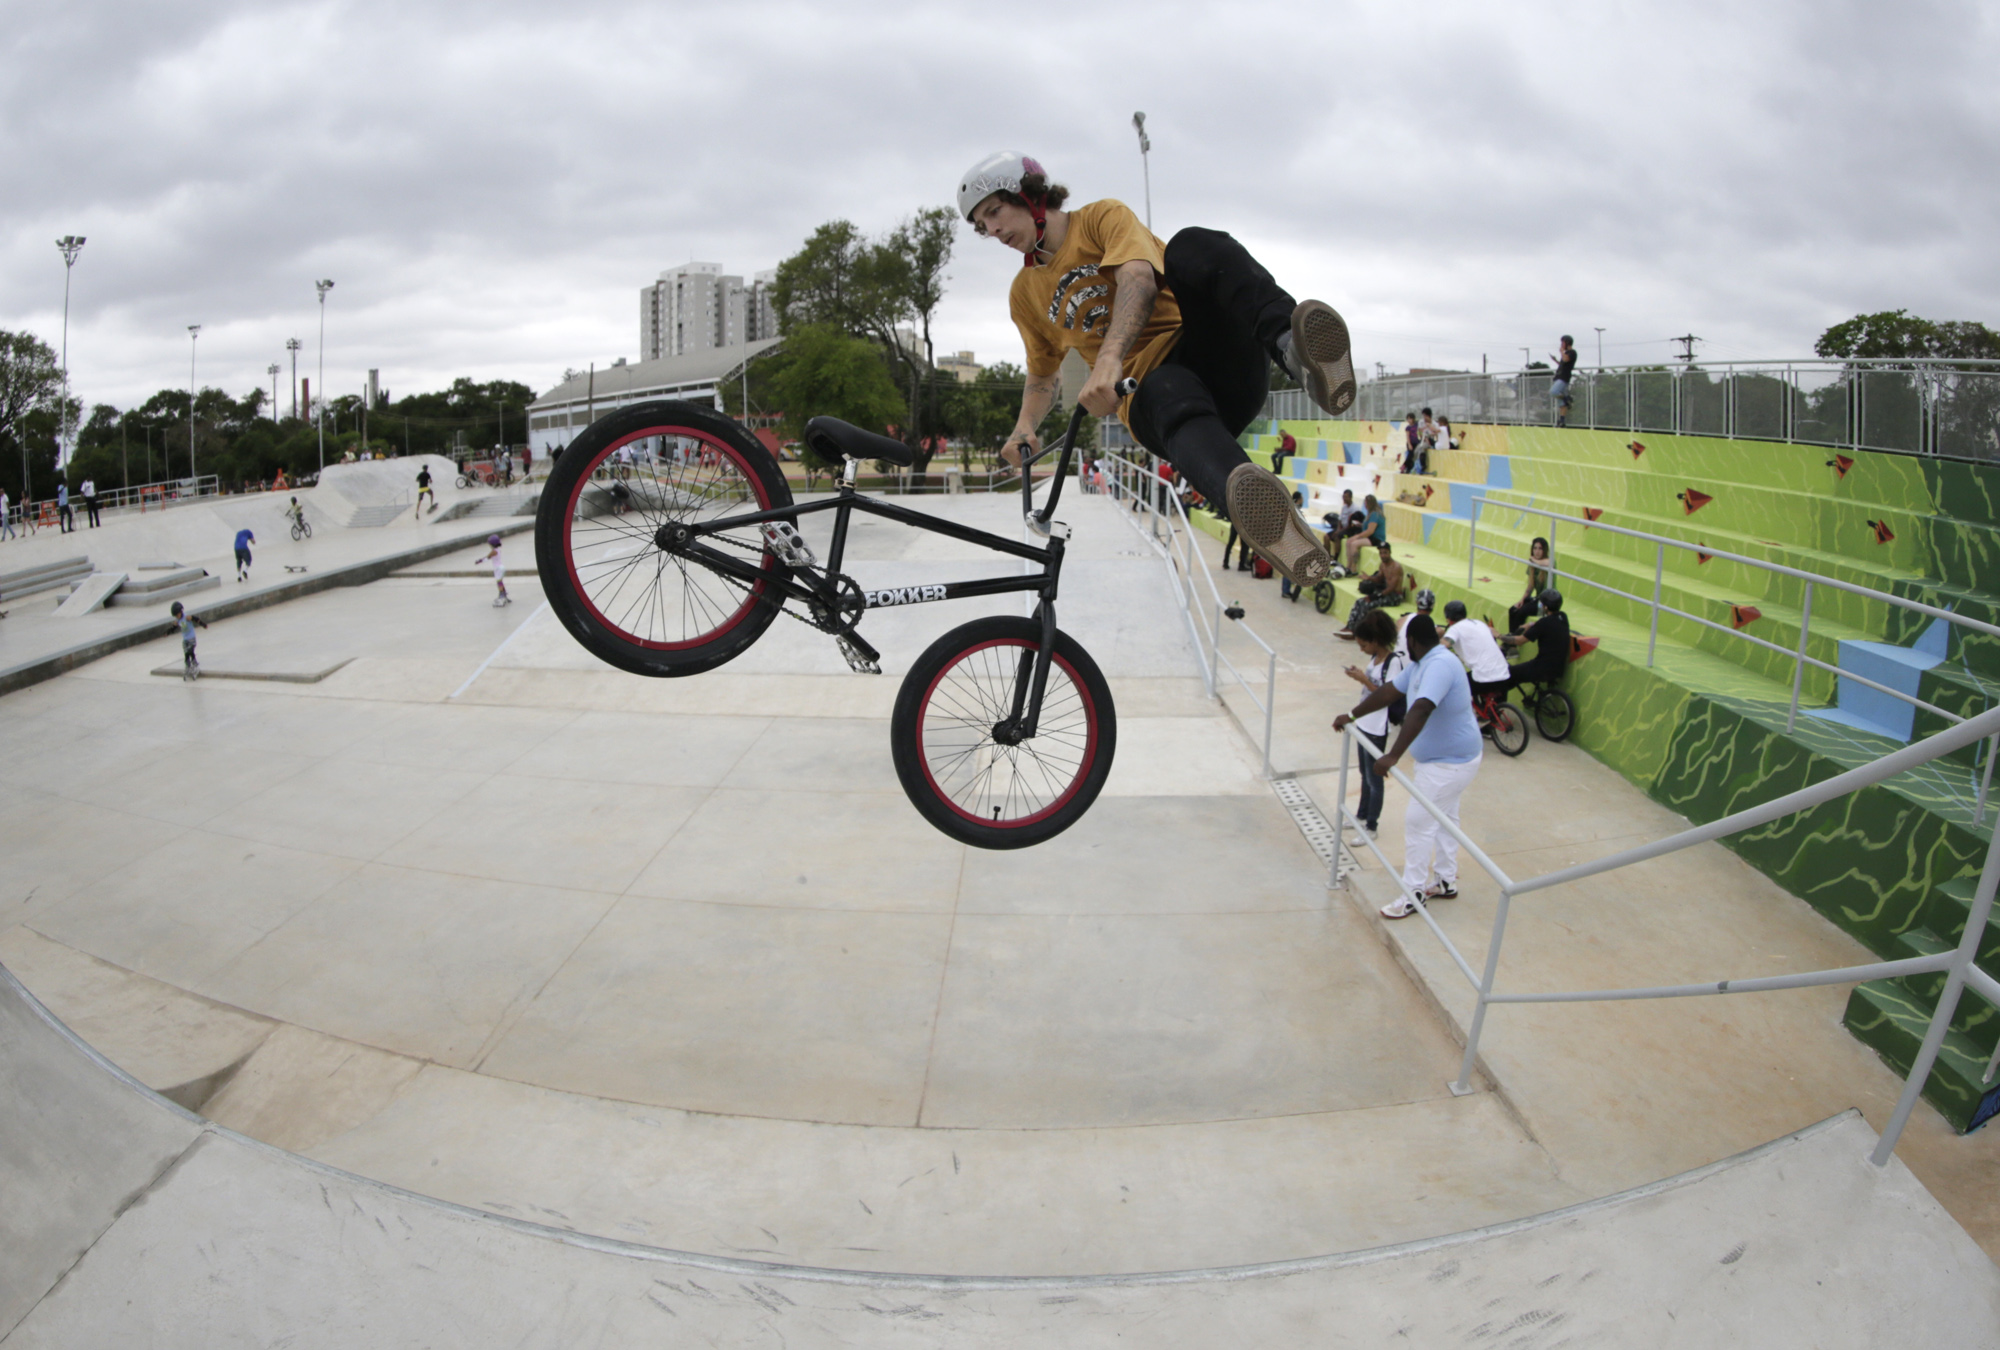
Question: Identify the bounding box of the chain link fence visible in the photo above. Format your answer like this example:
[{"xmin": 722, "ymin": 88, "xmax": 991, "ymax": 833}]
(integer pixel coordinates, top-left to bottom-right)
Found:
[{"xmin": 1263, "ymin": 360, "xmax": 2000, "ymax": 464}]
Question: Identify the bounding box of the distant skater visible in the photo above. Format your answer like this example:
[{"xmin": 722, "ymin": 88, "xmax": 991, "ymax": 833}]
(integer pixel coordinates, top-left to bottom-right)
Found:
[
  {"xmin": 234, "ymin": 528, "xmax": 255, "ymax": 582},
  {"xmin": 416, "ymin": 464, "xmax": 434, "ymax": 516},
  {"xmin": 171, "ymin": 601, "xmax": 209, "ymax": 681},
  {"xmin": 476, "ymin": 533, "xmax": 510, "ymax": 606}
]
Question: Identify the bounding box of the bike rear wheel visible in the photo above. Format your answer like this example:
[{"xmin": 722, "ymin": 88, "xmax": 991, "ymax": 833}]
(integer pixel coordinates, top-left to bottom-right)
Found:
[
  {"xmin": 891, "ymin": 616, "xmax": 1116, "ymax": 849},
  {"xmin": 1534, "ymin": 688, "xmax": 1575, "ymax": 742},
  {"xmin": 1490, "ymin": 701, "xmax": 1529, "ymax": 756},
  {"xmin": 536, "ymin": 401, "xmax": 793, "ymax": 678}
]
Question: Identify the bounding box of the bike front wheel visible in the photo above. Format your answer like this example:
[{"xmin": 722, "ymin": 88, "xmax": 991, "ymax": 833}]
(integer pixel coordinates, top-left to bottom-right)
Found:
[
  {"xmin": 1313, "ymin": 580, "xmax": 1336, "ymax": 614},
  {"xmin": 891, "ymin": 616, "xmax": 1117, "ymax": 849},
  {"xmin": 537, "ymin": 400, "xmax": 793, "ymax": 678},
  {"xmin": 1535, "ymin": 689, "xmax": 1575, "ymax": 742},
  {"xmin": 1490, "ymin": 701, "xmax": 1529, "ymax": 756}
]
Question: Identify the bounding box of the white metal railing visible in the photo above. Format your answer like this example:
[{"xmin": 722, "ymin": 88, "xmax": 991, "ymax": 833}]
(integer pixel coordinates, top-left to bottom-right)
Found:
[
  {"xmin": 1279, "ymin": 357, "xmax": 2000, "ymax": 463},
  {"xmin": 1100, "ymin": 448, "xmax": 1279, "ymax": 778},
  {"xmin": 14, "ymin": 475, "xmax": 221, "ymax": 527},
  {"xmin": 1467, "ymin": 496, "xmax": 2000, "ymax": 824},
  {"xmin": 1327, "ymin": 701, "xmax": 2000, "ymax": 1166}
]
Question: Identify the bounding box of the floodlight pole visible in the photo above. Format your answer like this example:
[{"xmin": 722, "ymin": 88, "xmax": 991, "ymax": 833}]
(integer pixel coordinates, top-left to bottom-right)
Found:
[
  {"xmin": 1131, "ymin": 112, "xmax": 1152, "ymax": 230},
  {"xmin": 187, "ymin": 325, "xmax": 202, "ymax": 479},
  {"xmin": 268, "ymin": 364, "xmax": 282, "ymax": 421},
  {"xmin": 285, "ymin": 337, "xmax": 302, "ymax": 420},
  {"xmin": 56, "ymin": 236, "xmax": 86, "ymax": 475},
  {"xmin": 1593, "ymin": 326, "xmax": 1605, "ymax": 368},
  {"xmin": 315, "ymin": 280, "xmax": 335, "ymax": 473}
]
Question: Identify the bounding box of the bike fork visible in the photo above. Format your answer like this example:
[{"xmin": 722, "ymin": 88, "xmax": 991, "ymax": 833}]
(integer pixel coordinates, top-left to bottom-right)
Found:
[{"xmin": 1006, "ymin": 601, "xmax": 1059, "ymax": 739}]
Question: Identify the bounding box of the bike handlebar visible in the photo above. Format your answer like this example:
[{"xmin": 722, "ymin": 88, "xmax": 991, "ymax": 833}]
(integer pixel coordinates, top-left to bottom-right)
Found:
[{"xmin": 1019, "ymin": 377, "xmax": 1138, "ymax": 528}]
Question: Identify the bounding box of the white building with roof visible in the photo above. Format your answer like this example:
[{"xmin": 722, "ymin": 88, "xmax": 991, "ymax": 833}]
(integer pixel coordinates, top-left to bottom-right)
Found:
[{"xmin": 525, "ymin": 339, "xmax": 783, "ymax": 455}]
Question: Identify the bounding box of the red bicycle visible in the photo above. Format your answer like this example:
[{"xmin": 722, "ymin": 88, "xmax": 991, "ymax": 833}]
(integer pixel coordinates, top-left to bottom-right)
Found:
[{"xmin": 1472, "ymin": 688, "xmax": 1530, "ymax": 756}]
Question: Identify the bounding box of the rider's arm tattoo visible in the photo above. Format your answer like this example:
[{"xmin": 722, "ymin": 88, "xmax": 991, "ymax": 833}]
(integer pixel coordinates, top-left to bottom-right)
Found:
[
  {"xmin": 1016, "ymin": 372, "xmax": 1058, "ymax": 431},
  {"xmin": 1099, "ymin": 261, "xmax": 1158, "ymax": 364}
]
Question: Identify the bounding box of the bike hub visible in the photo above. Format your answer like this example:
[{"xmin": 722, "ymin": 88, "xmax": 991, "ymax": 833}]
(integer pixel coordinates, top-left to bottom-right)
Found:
[{"xmin": 655, "ymin": 522, "xmax": 692, "ymax": 552}]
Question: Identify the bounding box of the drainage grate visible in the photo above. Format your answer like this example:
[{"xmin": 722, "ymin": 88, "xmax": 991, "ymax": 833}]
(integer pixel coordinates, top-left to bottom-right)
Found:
[{"xmin": 1271, "ymin": 775, "xmax": 1343, "ymax": 866}]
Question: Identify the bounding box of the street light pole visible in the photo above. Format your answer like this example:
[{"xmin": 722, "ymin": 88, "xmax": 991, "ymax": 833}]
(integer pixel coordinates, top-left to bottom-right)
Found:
[
  {"xmin": 188, "ymin": 325, "xmax": 202, "ymax": 480},
  {"xmin": 268, "ymin": 364, "xmax": 281, "ymax": 422},
  {"xmin": 1593, "ymin": 326, "xmax": 1605, "ymax": 368},
  {"xmin": 55, "ymin": 236, "xmax": 85, "ymax": 473},
  {"xmin": 285, "ymin": 337, "xmax": 302, "ymax": 420},
  {"xmin": 315, "ymin": 280, "xmax": 334, "ymax": 473},
  {"xmin": 1131, "ymin": 112, "xmax": 1152, "ymax": 230}
]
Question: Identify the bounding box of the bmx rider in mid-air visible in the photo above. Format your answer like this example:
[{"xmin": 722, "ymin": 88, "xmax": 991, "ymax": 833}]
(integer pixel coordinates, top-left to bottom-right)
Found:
[{"xmin": 959, "ymin": 151, "xmax": 1355, "ymax": 587}]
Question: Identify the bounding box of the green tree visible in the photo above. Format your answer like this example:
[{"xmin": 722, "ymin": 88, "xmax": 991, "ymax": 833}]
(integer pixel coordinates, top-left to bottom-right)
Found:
[
  {"xmin": 766, "ymin": 324, "xmax": 906, "ymax": 452},
  {"xmin": 0, "ymin": 330, "xmax": 69, "ymax": 501},
  {"xmin": 1815, "ymin": 310, "xmax": 2000, "ymax": 361}
]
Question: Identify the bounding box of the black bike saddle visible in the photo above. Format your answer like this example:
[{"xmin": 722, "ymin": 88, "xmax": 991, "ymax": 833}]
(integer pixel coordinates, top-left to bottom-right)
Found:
[{"xmin": 804, "ymin": 417, "xmax": 915, "ymax": 468}]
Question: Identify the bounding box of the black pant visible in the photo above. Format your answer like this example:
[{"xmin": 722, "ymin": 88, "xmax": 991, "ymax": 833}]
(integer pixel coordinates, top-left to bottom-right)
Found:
[
  {"xmin": 1128, "ymin": 228, "xmax": 1295, "ymax": 512},
  {"xmin": 84, "ymin": 497, "xmax": 100, "ymax": 526},
  {"xmin": 1222, "ymin": 526, "xmax": 1253, "ymax": 570},
  {"xmin": 1356, "ymin": 728, "xmax": 1387, "ymax": 829},
  {"xmin": 59, "ymin": 505, "xmax": 73, "ymax": 532}
]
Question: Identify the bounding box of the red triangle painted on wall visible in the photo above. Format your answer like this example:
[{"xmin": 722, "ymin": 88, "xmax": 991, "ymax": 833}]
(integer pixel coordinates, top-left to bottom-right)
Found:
[
  {"xmin": 1680, "ymin": 488, "xmax": 1713, "ymax": 515},
  {"xmin": 1569, "ymin": 634, "xmax": 1600, "ymax": 662},
  {"xmin": 1583, "ymin": 507, "xmax": 1604, "ymax": 523},
  {"xmin": 1828, "ymin": 455, "xmax": 1855, "ymax": 478},
  {"xmin": 1869, "ymin": 519, "xmax": 1895, "ymax": 545},
  {"xmin": 1730, "ymin": 605, "xmax": 1762, "ymax": 630},
  {"xmin": 1628, "ymin": 440, "xmax": 1646, "ymax": 459}
]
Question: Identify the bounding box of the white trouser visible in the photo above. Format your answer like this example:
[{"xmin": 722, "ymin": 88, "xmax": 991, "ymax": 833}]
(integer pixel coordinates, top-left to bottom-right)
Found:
[{"xmin": 1402, "ymin": 754, "xmax": 1482, "ymax": 897}]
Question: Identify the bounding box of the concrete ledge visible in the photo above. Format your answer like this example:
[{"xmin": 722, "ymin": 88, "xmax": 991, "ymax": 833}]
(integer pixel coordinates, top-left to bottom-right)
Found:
[
  {"xmin": 148, "ymin": 659, "xmax": 354, "ymax": 684},
  {"xmin": 0, "ymin": 520, "xmax": 532, "ymax": 699}
]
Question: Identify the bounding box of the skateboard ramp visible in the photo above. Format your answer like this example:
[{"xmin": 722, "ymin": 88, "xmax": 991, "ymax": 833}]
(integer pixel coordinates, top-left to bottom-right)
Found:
[{"xmin": 5, "ymin": 963, "xmax": 1996, "ymax": 1348}]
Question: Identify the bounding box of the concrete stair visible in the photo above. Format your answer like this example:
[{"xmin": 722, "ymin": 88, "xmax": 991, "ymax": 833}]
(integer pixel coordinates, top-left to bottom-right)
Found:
[
  {"xmin": 104, "ymin": 566, "xmax": 220, "ymax": 608},
  {"xmin": 0, "ymin": 556, "xmax": 92, "ymax": 604}
]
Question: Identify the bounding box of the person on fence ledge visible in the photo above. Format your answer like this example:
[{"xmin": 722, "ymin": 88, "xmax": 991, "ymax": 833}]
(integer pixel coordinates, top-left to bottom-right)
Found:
[
  {"xmin": 1508, "ymin": 537, "xmax": 1552, "ymax": 633},
  {"xmin": 1334, "ymin": 611, "xmax": 1483, "ymax": 918},
  {"xmin": 1504, "ymin": 588, "xmax": 1572, "ymax": 691}
]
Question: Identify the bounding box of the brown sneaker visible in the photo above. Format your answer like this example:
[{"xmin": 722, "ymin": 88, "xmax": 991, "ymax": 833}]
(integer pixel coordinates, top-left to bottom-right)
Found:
[
  {"xmin": 1226, "ymin": 463, "xmax": 1331, "ymax": 587},
  {"xmin": 1291, "ymin": 300, "xmax": 1356, "ymax": 416}
]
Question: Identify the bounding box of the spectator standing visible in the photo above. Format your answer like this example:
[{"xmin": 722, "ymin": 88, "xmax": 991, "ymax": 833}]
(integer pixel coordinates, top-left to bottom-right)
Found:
[
  {"xmin": 57, "ymin": 482, "xmax": 74, "ymax": 533},
  {"xmin": 233, "ymin": 528, "xmax": 255, "ymax": 583},
  {"xmin": 1341, "ymin": 607, "xmax": 1407, "ymax": 834},
  {"xmin": 81, "ymin": 478, "xmax": 101, "ymax": 527},
  {"xmin": 1551, "ymin": 336, "xmax": 1577, "ymax": 427},
  {"xmin": 501, "ymin": 447, "xmax": 514, "ymax": 486},
  {"xmin": 1402, "ymin": 413, "xmax": 1421, "ymax": 473},
  {"xmin": 1280, "ymin": 491, "xmax": 1308, "ymax": 601},
  {"xmin": 0, "ymin": 488, "xmax": 12, "ymax": 541},
  {"xmin": 521, "ymin": 445, "xmax": 533, "ymax": 481},
  {"xmin": 1334, "ymin": 612, "xmax": 1483, "ymax": 918}
]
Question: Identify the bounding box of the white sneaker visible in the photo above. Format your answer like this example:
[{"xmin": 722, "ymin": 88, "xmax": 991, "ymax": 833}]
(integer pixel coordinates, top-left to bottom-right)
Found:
[{"xmin": 1380, "ymin": 894, "xmax": 1424, "ymax": 920}]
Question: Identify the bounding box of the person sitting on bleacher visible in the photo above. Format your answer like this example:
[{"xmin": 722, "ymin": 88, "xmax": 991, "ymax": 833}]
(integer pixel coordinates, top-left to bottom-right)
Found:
[
  {"xmin": 1336, "ymin": 541, "xmax": 1406, "ymax": 639},
  {"xmin": 1441, "ymin": 599, "xmax": 1512, "ymax": 699},
  {"xmin": 1402, "ymin": 413, "xmax": 1422, "ymax": 474},
  {"xmin": 1502, "ymin": 588, "xmax": 1572, "ymax": 692},
  {"xmin": 1344, "ymin": 493, "xmax": 1387, "ymax": 575},
  {"xmin": 1272, "ymin": 429, "xmax": 1296, "ymax": 478},
  {"xmin": 1508, "ymin": 537, "xmax": 1552, "ymax": 633}
]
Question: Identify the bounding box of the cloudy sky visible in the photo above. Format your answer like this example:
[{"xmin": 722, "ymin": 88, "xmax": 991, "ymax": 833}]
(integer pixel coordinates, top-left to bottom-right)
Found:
[{"xmin": 5, "ymin": 0, "xmax": 1996, "ymax": 412}]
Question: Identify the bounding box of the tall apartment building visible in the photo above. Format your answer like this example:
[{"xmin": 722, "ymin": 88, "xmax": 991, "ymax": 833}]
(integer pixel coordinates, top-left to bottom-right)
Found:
[{"xmin": 640, "ymin": 263, "xmax": 780, "ymax": 362}]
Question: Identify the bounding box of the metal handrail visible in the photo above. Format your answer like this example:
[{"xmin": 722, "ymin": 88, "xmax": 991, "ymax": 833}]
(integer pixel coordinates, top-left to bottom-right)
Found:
[
  {"xmin": 1100, "ymin": 447, "xmax": 1279, "ymax": 777},
  {"xmin": 1467, "ymin": 495, "xmax": 2000, "ymax": 823},
  {"xmin": 1327, "ymin": 697, "xmax": 2000, "ymax": 1164}
]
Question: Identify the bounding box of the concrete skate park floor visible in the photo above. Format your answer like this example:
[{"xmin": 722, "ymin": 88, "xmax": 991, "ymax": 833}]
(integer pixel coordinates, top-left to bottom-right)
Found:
[{"xmin": 2, "ymin": 491, "xmax": 1995, "ymax": 1280}]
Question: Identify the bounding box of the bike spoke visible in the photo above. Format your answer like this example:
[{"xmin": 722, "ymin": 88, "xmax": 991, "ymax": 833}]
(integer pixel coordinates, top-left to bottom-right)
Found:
[{"xmin": 918, "ymin": 640, "xmax": 1092, "ymax": 824}]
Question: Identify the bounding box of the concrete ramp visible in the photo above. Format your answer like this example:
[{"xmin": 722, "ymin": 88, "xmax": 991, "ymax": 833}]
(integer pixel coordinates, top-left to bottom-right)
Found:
[
  {"xmin": 50, "ymin": 571, "xmax": 125, "ymax": 617},
  {"xmin": 5, "ymin": 964, "xmax": 1996, "ymax": 1346}
]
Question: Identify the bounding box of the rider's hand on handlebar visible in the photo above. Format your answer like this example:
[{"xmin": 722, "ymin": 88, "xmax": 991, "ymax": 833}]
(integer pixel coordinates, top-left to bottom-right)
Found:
[
  {"xmin": 1001, "ymin": 431, "xmax": 1041, "ymax": 469},
  {"xmin": 1078, "ymin": 362, "xmax": 1125, "ymax": 418}
]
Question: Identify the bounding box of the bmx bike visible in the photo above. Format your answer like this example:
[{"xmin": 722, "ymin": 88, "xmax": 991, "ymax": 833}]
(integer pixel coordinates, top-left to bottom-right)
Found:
[
  {"xmin": 534, "ymin": 396, "xmax": 1121, "ymax": 849},
  {"xmin": 1511, "ymin": 675, "xmax": 1575, "ymax": 742},
  {"xmin": 1472, "ymin": 687, "xmax": 1529, "ymax": 756},
  {"xmin": 290, "ymin": 516, "xmax": 312, "ymax": 541}
]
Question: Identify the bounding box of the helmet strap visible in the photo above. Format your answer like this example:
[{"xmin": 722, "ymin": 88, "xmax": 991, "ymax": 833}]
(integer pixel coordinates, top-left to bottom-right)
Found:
[{"xmin": 1023, "ymin": 194, "xmax": 1049, "ymax": 268}]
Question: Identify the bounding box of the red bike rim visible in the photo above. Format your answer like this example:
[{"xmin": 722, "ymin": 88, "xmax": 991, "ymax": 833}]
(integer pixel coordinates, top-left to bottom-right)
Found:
[{"xmin": 915, "ymin": 638, "xmax": 1098, "ymax": 829}]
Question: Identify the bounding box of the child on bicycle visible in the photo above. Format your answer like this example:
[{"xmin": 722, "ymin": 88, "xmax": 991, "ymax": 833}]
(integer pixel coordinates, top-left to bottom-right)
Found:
[
  {"xmin": 287, "ymin": 497, "xmax": 306, "ymax": 531},
  {"xmin": 476, "ymin": 533, "xmax": 510, "ymax": 607},
  {"xmin": 959, "ymin": 151, "xmax": 1354, "ymax": 590},
  {"xmin": 171, "ymin": 601, "xmax": 208, "ymax": 680}
]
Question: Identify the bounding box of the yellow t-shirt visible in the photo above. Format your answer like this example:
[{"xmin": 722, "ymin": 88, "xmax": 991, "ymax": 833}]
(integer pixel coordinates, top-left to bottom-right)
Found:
[{"xmin": 1008, "ymin": 199, "xmax": 1182, "ymax": 428}]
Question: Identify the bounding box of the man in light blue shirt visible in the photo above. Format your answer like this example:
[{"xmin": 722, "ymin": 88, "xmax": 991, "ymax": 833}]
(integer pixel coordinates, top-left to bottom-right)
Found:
[{"xmin": 1334, "ymin": 612, "xmax": 1484, "ymax": 918}]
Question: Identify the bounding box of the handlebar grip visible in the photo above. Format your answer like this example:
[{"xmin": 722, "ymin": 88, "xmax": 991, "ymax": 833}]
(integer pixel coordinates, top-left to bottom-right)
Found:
[{"xmin": 1114, "ymin": 377, "xmax": 1139, "ymax": 397}]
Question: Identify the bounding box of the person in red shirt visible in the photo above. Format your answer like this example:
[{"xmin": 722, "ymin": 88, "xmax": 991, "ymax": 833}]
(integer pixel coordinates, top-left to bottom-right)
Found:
[{"xmin": 960, "ymin": 151, "xmax": 1354, "ymax": 588}]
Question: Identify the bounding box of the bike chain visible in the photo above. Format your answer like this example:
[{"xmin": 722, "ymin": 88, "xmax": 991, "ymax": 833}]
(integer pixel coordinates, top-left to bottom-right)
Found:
[{"xmin": 689, "ymin": 527, "xmax": 860, "ymax": 638}]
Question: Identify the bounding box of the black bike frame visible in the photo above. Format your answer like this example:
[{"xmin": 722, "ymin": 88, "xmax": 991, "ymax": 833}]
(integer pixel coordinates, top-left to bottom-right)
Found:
[{"xmin": 668, "ymin": 408, "xmax": 1091, "ymax": 737}]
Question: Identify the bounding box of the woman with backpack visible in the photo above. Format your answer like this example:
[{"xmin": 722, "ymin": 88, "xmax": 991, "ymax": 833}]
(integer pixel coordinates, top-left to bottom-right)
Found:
[{"xmin": 1340, "ymin": 607, "xmax": 1406, "ymax": 834}]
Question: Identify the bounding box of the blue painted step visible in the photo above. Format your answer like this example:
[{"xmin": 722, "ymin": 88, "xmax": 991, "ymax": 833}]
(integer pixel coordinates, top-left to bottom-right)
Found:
[{"xmin": 1808, "ymin": 618, "xmax": 1950, "ymax": 742}]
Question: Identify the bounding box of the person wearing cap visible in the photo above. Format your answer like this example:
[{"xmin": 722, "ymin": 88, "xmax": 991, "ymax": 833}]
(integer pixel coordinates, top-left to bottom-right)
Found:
[
  {"xmin": 958, "ymin": 150, "xmax": 1355, "ymax": 591},
  {"xmin": 1335, "ymin": 540, "xmax": 1406, "ymax": 639},
  {"xmin": 475, "ymin": 533, "xmax": 510, "ymax": 607},
  {"xmin": 1396, "ymin": 588, "xmax": 1436, "ymax": 660},
  {"xmin": 1334, "ymin": 610, "xmax": 1484, "ymax": 918}
]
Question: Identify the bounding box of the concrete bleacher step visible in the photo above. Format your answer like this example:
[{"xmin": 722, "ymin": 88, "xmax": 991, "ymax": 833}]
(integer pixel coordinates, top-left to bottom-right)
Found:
[
  {"xmin": 0, "ymin": 555, "xmax": 92, "ymax": 603},
  {"xmin": 104, "ymin": 567, "xmax": 220, "ymax": 607},
  {"xmin": 1885, "ymin": 929, "xmax": 2000, "ymax": 1054},
  {"xmin": 1843, "ymin": 979, "xmax": 2000, "ymax": 1134},
  {"xmin": 347, "ymin": 503, "xmax": 406, "ymax": 528}
]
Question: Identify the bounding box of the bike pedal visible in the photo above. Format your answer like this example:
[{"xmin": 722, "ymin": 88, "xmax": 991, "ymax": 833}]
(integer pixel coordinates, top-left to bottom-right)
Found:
[
  {"xmin": 836, "ymin": 634, "xmax": 882, "ymax": 675},
  {"xmin": 761, "ymin": 520, "xmax": 819, "ymax": 568}
]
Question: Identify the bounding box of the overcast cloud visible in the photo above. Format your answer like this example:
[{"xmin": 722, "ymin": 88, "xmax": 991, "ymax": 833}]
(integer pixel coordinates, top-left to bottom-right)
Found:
[{"xmin": 4, "ymin": 0, "xmax": 1997, "ymax": 411}]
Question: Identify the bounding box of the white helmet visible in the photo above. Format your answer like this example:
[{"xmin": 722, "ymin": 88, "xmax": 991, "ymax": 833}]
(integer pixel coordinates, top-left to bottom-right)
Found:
[{"xmin": 957, "ymin": 151, "xmax": 1048, "ymax": 222}]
